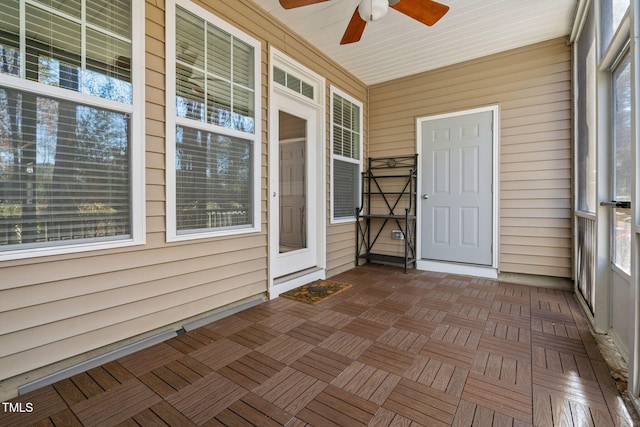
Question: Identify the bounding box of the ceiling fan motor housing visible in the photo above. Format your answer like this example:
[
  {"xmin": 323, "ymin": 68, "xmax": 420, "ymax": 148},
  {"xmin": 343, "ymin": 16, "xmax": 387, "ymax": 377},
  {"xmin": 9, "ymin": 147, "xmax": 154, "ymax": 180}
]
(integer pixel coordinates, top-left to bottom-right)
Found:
[{"xmin": 358, "ymin": 0, "xmax": 389, "ymax": 22}]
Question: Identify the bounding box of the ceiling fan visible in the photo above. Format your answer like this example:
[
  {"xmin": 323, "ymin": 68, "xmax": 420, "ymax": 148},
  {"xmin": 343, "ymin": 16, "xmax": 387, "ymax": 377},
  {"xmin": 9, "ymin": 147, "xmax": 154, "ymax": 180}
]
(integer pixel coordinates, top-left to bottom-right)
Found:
[{"xmin": 278, "ymin": 0, "xmax": 449, "ymax": 45}]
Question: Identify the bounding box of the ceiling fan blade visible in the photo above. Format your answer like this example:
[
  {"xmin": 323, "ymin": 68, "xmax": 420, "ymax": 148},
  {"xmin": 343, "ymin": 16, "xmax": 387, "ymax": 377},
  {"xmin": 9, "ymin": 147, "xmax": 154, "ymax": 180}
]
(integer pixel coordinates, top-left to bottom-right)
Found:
[
  {"xmin": 279, "ymin": 0, "xmax": 331, "ymax": 9},
  {"xmin": 391, "ymin": 0, "xmax": 449, "ymax": 26},
  {"xmin": 340, "ymin": 7, "xmax": 367, "ymax": 45}
]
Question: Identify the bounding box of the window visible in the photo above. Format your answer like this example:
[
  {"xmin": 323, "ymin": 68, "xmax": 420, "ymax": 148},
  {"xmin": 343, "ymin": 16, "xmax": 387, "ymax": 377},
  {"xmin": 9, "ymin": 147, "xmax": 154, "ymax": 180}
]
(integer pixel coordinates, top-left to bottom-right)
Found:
[
  {"xmin": 331, "ymin": 87, "xmax": 363, "ymax": 222},
  {"xmin": 0, "ymin": 0, "xmax": 144, "ymax": 259},
  {"xmin": 576, "ymin": 5, "xmax": 597, "ymax": 213},
  {"xmin": 273, "ymin": 66, "xmax": 314, "ymax": 100},
  {"xmin": 612, "ymin": 53, "xmax": 631, "ymax": 274},
  {"xmin": 600, "ymin": 0, "xmax": 630, "ymax": 56},
  {"xmin": 167, "ymin": 1, "xmax": 261, "ymax": 240}
]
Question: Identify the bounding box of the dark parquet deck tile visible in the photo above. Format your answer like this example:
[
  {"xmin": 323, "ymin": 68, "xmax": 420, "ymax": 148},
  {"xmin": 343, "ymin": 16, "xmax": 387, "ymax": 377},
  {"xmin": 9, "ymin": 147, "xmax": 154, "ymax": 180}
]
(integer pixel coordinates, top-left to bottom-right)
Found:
[
  {"xmin": 331, "ymin": 361, "xmax": 401, "ymax": 405},
  {"xmin": 117, "ymin": 342, "xmax": 185, "ymax": 376},
  {"xmin": 71, "ymin": 379, "xmax": 161, "ymax": 427},
  {"xmin": 360, "ymin": 307, "xmax": 403, "ymax": 325},
  {"xmin": 165, "ymin": 329, "xmax": 215, "ymax": 353},
  {"xmin": 491, "ymin": 299, "xmax": 531, "ymax": 318},
  {"xmin": 210, "ymin": 393, "xmax": 293, "ymax": 427},
  {"xmin": 200, "ymin": 313, "xmax": 253, "ymax": 336},
  {"xmin": 2, "ymin": 265, "xmax": 636, "ymax": 427},
  {"xmin": 253, "ymin": 367, "xmax": 326, "ymax": 414},
  {"xmin": 297, "ymin": 385, "xmax": 378, "ymax": 427},
  {"xmin": 228, "ymin": 323, "xmax": 281, "ymax": 349},
  {"xmin": 341, "ymin": 317, "xmax": 389, "ymax": 340},
  {"xmin": 235, "ymin": 304, "xmax": 279, "ymax": 323},
  {"xmin": 462, "ymin": 372, "xmax": 533, "ymax": 423},
  {"xmin": 290, "ymin": 347, "xmax": 353, "ymax": 383},
  {"xmin": 310, "ymin": 309, "xmax": 354, "ymax": 327},
  {"xmin": 217, "ymin": 351, "xmax": 286, "ymax": 390},
  {"xmin": 165, "ymin": 372, "xmax": 247, "ymax": 425},
  {"xmin": 484, "ymin": 318, "xmax": 531, "ymax": 344},
  {"xmin": 532, "ymin": 330, "xmax": 589, "ymax": 357},
  {"xmin": 331, "ymin": 300, "xmax": 371, "ymax": 317},
  {"xmin": 455, "ymin": 293, "xmax": 494, "ymax": 309},
  {"xmin": 190, "ymin": 337, "xmax": 252, "ymax": 370},
  {"xmin": 374, "ymin": 299, "xmax": 412, "ymax": 315},
  {"xmin": 258, "ymin": 311, "xmax": 307, "ymax": 333},
  {"xmin": 384, "ymin": 378, "xmax": 458, "ymax": 426},
  {"xmin": 346, "ymin": 293, "xmax": 386, "ymax": 307},
  {"xmin": 132, "ymin": 403, "xmax": 186, "ymax": 426},
  {"xmin": 0, "ymin": 386, "xmax": 68, "ymax": 427},
  {"xmin": 368, "ymin": 407, "xmax": 414, "ymax": 426},
  {"xmin": 477, "ymin": 335, "xmax": 532, "ymax": 362},
  {"xmin": 53, "ymin": 378, "xmax": 88, "ymax": 406},
  {"xmin": 357, "ymin": 342, "xmax": 416, "ymax": 376},
  {"xmin": 377, "ymin": 327, "xmax": 429, "ymax": 353},
  {"xmin": 420, "ymin": 340, "xmax": 476, "ymax": 369},
  {"xmin": 320, "ymin": 330, "xmax": 373, "ymax": 358},
  {"xmin": 256, "ymin": 334, "xmax": 312, "ymax": 363},
  {"xmin": 286, "ymin": 320, "xmax": 337, "ymax": 345},
  {"xmin": 441, "ymin": 312, "xmax": 487, "ymax": 333},
  {"xmin": 394, "ymin": 314, "xmax": 439, "ymax": 335},
  {"xmin": 282, "ymin": 300, "xmax": 325, "ymax": 320}
]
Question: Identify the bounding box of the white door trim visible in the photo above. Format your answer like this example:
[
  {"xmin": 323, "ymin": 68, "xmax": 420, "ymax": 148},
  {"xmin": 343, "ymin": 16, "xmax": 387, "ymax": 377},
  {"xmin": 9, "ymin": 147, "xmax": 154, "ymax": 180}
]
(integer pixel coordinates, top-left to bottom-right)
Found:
[
  {"xmin": 415, "ymin": 105, "xmax": 499, "ymax": 279},
  {"xmin": 268, "ymin": 48, "xmax": 326, "ymax": 298}
]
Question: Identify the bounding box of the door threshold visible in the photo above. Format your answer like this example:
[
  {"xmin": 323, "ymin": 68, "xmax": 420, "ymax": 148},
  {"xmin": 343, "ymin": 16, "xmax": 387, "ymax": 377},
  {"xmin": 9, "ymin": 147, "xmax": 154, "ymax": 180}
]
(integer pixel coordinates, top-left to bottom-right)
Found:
[
  {"xmin": 416, "ymin": 260, "xmax": 497, "ymax": 279},
  {"xmin": 271, "ymin": 268, "xmax": 325, "ymax": 299}
]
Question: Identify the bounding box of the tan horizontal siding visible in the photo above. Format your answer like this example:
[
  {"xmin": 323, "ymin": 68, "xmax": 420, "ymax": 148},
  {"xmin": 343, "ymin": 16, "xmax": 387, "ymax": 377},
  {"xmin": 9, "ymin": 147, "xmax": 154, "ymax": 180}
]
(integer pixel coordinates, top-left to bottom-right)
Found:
[
  {"xmin": 0, "ymin": 279, "xmax": 267, "ymax": 381},
  {"xmin": 369, "ymin": 37, "xmax": 572, "ymax": 277},
  {"xmin": 326, "ymin": 219, "xmax": 359, "ymax": 274},
  {"xmin": 0, "ymin": 0, "xmax": 366, "ymax": 392}
]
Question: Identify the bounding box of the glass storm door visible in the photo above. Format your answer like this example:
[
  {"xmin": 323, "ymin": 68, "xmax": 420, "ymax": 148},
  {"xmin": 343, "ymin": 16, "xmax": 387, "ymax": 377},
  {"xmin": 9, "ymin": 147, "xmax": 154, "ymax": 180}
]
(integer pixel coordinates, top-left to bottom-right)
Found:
[
  {"xmin": 607, "ymin": 53, "xmax": 631, "ymax": 355},
  {"xmin": 271, "ymin": 98, "xmax": 318, "ymax": 278}
]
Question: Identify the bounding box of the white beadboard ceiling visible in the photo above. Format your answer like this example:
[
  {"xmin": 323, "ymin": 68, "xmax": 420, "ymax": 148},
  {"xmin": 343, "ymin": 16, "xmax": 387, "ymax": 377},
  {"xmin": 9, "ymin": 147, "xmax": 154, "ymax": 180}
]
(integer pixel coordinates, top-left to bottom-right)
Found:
[{"xmin": 250, "ymin": 0, "xmax": 578, "ymax": 85}]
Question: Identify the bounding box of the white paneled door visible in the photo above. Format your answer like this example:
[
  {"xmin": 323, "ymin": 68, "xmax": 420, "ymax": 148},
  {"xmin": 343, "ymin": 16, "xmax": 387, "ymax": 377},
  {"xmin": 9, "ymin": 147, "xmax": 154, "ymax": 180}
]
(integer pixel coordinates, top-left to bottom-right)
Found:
[{"xmin": 420, "ymin": 110, "xmax": 494, "ymax": 266}]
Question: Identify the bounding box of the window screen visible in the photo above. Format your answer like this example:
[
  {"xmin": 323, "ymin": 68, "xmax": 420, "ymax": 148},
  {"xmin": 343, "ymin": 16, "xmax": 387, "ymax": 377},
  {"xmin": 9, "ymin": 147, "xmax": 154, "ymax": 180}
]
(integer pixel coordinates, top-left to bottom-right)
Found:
[{"xmin": 332, "ymin": 91, "xmax": 362, "ymax": 220}]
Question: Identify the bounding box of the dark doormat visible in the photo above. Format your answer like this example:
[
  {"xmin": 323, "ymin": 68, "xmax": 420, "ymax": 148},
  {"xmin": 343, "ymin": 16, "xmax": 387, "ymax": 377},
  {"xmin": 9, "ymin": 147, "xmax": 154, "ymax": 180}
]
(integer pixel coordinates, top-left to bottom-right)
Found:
[{"xmin": 280, "ymin": 279, "xmax": 352, "ymax": 304}]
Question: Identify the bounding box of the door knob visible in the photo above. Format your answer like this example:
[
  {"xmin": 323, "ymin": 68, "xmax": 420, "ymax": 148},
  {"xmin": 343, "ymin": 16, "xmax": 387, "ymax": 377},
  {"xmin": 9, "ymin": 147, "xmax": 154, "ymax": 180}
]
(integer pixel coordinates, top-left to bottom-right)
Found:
[{"xmin": 422, "ymin": 194, "xmax": 429, "ymax": 199}]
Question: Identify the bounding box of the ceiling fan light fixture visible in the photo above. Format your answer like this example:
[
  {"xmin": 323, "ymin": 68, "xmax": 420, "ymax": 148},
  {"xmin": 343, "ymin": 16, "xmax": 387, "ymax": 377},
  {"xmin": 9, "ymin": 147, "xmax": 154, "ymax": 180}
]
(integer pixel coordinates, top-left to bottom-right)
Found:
[{"xmin": 358, "ymin": 0, "xmax": 389, "ymax": 22}]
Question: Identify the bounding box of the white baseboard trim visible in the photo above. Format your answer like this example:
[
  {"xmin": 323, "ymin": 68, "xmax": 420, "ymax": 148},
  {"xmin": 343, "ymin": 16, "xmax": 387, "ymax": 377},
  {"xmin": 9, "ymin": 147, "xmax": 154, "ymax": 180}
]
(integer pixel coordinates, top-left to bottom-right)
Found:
[{"xmin": 416, "ymin": 260, "xmax": 498, "ymax": 279}]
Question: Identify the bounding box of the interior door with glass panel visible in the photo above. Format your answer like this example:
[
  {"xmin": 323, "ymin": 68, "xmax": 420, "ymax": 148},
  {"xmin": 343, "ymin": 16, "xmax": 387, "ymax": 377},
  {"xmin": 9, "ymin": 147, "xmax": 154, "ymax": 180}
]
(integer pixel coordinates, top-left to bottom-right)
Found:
[
  {"xmin": 271, "ymin": 98, "xmax": 318, "ymax": 278},
  {"xmin": 606, "ymin": 52, "xmax": 632, "ymax": 356}
]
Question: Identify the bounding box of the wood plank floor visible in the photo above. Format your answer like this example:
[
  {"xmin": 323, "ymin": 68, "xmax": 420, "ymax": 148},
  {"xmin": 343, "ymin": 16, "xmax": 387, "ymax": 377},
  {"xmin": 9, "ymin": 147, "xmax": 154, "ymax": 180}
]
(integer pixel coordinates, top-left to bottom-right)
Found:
[{"xmin": 1, "ymin": 265, "xmax": 637, "ymax": 426}]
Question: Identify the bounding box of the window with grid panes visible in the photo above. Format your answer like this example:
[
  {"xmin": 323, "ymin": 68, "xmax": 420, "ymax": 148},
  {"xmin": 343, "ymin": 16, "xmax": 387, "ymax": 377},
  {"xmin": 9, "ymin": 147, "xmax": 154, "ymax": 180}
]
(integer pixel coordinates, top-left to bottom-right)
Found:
[
  {"xmin": 331, "ymin": 88, "xmax": 362, "ymax": 221},
  {"xmin": 170, "ymin": 1, "xmax": 260, "ymax": 237},
  {"xmin": 0, "ymin": 0, "xmax": 143, "ymax": 258}
]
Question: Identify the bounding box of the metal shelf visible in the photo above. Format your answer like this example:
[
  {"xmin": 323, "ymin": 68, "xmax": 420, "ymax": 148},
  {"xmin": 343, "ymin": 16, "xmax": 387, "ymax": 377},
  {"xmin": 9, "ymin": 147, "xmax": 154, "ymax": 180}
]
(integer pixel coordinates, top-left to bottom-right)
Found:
[{"xmin": 356, "ymin": 155, "xmax": 417, "ymax": 273}]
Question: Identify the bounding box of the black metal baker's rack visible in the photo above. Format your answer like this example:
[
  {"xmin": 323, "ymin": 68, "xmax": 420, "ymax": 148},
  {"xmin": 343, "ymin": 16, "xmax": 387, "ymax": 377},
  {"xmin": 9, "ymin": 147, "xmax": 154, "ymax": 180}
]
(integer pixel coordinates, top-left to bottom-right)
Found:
[{"xmin": 356, "ymin": 155, "xmax": 417, "ymax": 273}]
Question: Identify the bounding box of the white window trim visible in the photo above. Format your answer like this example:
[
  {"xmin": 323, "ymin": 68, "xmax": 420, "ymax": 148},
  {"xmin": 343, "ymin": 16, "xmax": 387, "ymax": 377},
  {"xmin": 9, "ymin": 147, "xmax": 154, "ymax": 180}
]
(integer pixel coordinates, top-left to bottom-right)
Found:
[
  {"xmin": 0, "ymin": 0, "xmax": 146, "ymax": 261},
  {"xmin": 330, "ymin": 85, "xmax": 363, "ymax": 224},
  {"xmin": 165, "ymin": 0, "xmax": 262, "ymax": 242}
]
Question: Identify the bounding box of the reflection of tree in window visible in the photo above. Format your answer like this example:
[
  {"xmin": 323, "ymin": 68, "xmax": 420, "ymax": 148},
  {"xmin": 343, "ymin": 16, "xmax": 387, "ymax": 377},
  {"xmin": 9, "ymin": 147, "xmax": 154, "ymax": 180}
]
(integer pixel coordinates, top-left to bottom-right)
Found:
[
  {"xmin": 176, "ymin": 127, "xmax": 252, "ymax": 232},
  {"xmin": 0, "ymin": 87, "xmax": 131, "ymax": 245},
  {"xmin": 613, "ymin": 55, "xmax": 631, "ymax": 201},
  {"xmin": 174, "ymin": 6, "xmax": 256, "ymax": 233}
]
